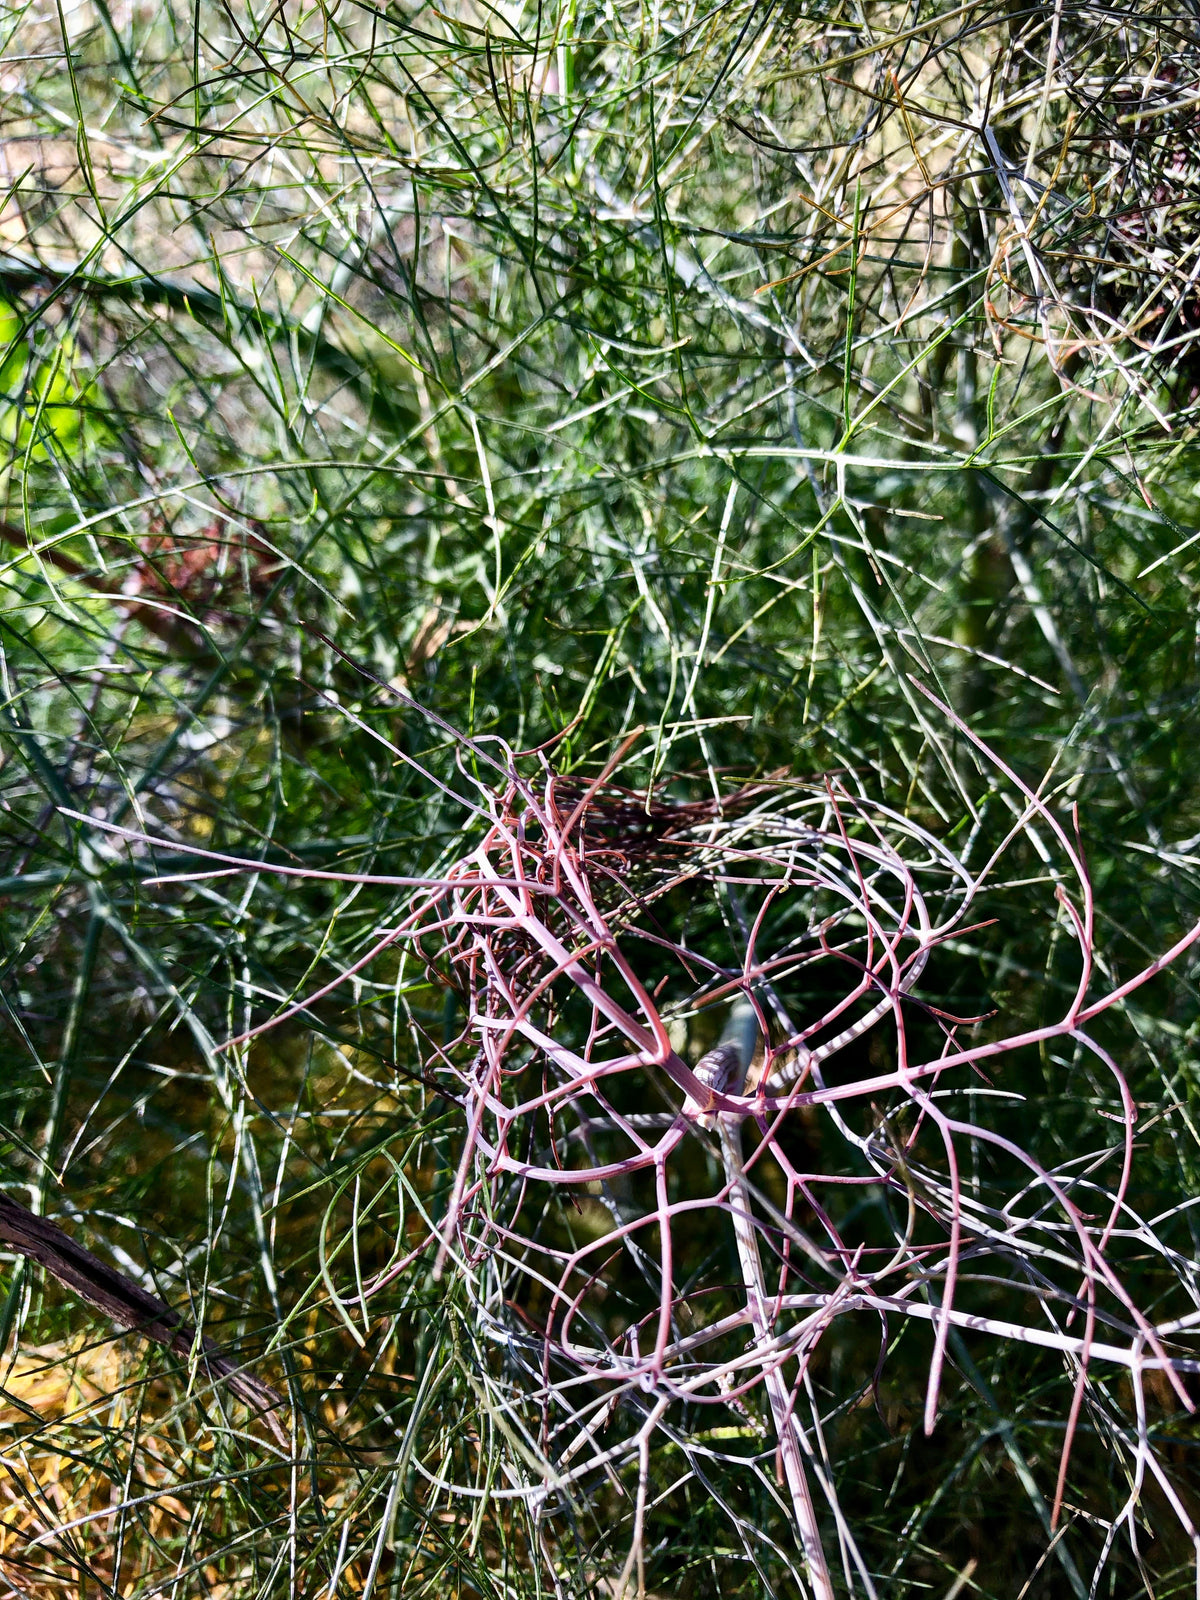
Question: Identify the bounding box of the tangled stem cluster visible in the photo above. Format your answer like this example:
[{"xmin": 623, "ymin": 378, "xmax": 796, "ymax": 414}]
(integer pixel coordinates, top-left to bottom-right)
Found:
[
  {"xmin": 383, "ymin": 694, "xmax": 1200, "ymax": 1596},
  {"xmin": 93, "ymin": 689, "xmax": 1200, "ymax": 1597}
]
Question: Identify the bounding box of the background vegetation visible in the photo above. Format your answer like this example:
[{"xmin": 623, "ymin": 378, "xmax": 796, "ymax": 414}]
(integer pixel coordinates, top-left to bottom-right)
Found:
[{"xmin": 2, "ymin": 0, "xmax": 1200, "ymax": 1593}]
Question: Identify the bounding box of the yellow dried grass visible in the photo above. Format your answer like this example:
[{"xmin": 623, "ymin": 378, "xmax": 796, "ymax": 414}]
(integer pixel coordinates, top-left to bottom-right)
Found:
[{"xmin": 0, "ymin": 1339, "xmax": 209, "ymax": 1600}]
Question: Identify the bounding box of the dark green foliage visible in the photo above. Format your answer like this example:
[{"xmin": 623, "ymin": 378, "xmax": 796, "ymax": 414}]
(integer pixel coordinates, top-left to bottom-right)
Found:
[{"xmin": 2, "ymin": 0, "xmax": 1200, "ymax": 1593}]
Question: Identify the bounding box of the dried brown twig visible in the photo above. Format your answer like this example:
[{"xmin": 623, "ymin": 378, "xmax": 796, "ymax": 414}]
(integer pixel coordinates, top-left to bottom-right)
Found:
[{"xmin": 0, "ymin": 1193, "xmax": 283, "ymax": 1430}]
